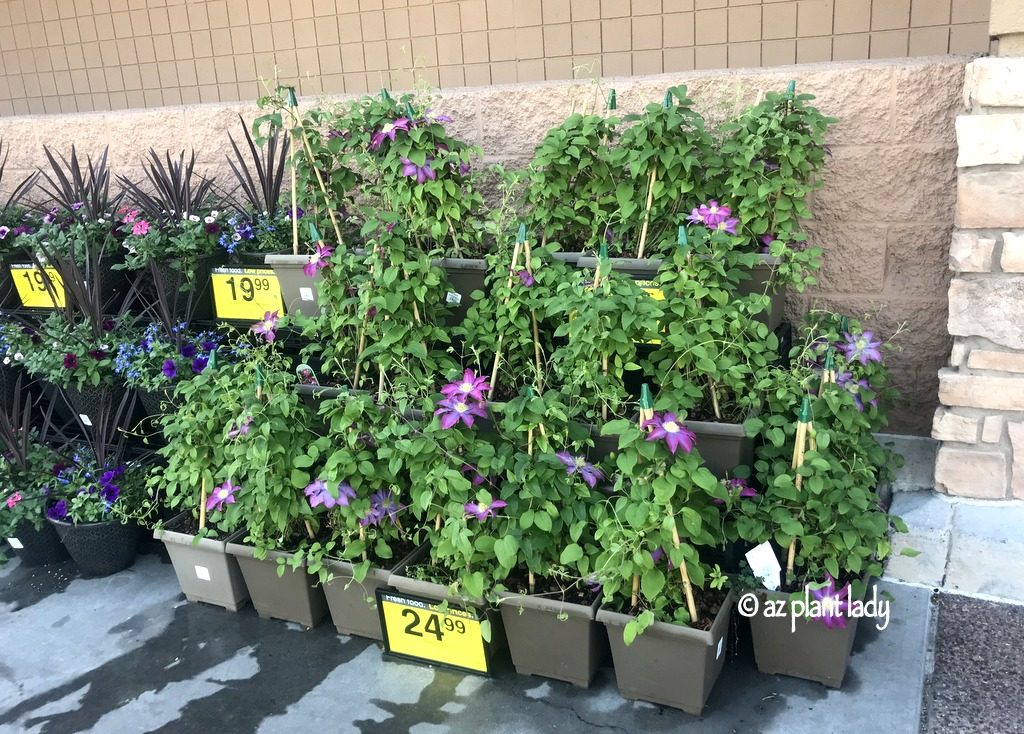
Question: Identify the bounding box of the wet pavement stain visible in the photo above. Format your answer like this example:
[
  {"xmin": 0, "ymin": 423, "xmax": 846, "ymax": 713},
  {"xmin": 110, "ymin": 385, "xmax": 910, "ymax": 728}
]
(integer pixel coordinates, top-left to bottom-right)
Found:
[{"xmin": 0, "ymin": 560, "xmax": 80, "ymax": 612}]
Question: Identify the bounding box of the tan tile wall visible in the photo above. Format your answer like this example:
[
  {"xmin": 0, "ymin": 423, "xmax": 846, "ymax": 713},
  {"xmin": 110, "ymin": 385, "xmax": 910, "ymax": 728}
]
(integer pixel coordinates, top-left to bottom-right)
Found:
[{"xmin": 0, "ymin": 0, "xmax": 990, "ymax": 116}]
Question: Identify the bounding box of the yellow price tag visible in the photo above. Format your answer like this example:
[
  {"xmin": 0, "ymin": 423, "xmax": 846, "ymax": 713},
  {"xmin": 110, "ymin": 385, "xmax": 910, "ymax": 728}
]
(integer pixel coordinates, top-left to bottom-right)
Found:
[
  {"xmin": 377, "ymin": 590, "xmax": 490, "ymax": 675},
  {"xmin": 9, "ymin": 264, "xmax": 65, "ymax": 308},
  {"xmin": 633, "ymin": 279, "xmax": 664, "ymax": 345},
  {"xmin": 210, "ymin": 267, "xmax": 284, "ymax": 321}
]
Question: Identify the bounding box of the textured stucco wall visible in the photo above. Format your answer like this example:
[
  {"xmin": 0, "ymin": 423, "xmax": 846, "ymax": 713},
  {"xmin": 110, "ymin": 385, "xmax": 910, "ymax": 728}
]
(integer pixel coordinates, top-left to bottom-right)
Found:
[{"xmin": 0, "ymin": 55, "xmax": 968, "ymax": 434}]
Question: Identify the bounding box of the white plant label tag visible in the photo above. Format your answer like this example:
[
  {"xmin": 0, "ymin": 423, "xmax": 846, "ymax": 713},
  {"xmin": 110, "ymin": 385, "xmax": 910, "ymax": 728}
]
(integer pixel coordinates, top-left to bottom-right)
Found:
[
  {"xmin": 445, "ymin": 291, "xmax": 462, "ymax": 305},
  {"xmin": 194, "ymin": 565, "xmax": 211, "ymax": 581},
  {"xmin": 716, "ymin": 637, "xmax": 724, "ymax": 659},
  {"xmin": 299, "ymin": 287, "xmax": 314, "ymax": 301},
  {"xmin": 745, "ymin": 541, "xmax": 782, "ymax": 591},
  {"xmin": 79, "ymin": 414, "xmax": 92, "ymax": 426},
  {"xmin": 7, "ymin": 538, "xmax": 23, "ymax": 549}
]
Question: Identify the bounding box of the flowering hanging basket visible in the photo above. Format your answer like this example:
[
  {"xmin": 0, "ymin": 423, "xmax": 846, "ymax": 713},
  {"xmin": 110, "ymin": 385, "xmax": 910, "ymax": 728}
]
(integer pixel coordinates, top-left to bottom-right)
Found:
[
  {"xmin": 747, "ymin": 574, "xmax": 871, "ymax": 688},
  {"xmin": 47, "ymin": 516, "xmax": 140, "ymax": 577}
]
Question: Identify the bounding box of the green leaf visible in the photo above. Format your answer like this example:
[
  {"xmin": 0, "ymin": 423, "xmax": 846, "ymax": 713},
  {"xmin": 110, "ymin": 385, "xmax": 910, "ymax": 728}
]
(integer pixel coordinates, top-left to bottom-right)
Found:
[
  {"xmin": 559, "ymin": 543, "xmax": 584, "ymax": 565},
  {"xmin": 494, "ymin": 535, "xmax": 519, "ymax": 568},
  {"xmin": 899, "ymin": 547, "xmax": 921, "ymax": 558}
]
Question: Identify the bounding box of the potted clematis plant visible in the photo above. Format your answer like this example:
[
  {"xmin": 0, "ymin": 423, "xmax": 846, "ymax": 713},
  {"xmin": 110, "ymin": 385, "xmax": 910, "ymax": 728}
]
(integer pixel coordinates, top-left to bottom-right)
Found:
[
  {"xmin": 737, "ymin": 312, "xmax": 909, "ymax": 687},
  {"xmin": 592, "ymin": 391, "xmax": 736, "ymax": 715}
]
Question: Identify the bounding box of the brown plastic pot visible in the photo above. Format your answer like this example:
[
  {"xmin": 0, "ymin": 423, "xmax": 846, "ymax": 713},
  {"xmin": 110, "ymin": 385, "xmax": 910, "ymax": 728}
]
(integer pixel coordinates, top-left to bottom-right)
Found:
[
  {"xmin": 748, "ymin": 577, "xmax": 868, "ymax": 688},
  {"xmin": 321, "ymin": 544, "xmax": 422, "ymax": 640},
  {"xmin": 155, "ymin": 513, "xmax": 250, "ymax": 612},
  {"xmin": 597, "ymin": 588, "xmax": 735, "ymax": 715},
  {"xmin": 683, "ymin": 418, "xmax": 754, "ymax": 479},
  {"xmin": 498, "ymin": 589, "xmax": 608, "ymax": 687},
  {"xmin": 265, "ymin": 253, "xmax": 320, "ymax": 317},
  {"xmin": 225, "ymin": 539, "xmax": 328, "ymax": 628}
]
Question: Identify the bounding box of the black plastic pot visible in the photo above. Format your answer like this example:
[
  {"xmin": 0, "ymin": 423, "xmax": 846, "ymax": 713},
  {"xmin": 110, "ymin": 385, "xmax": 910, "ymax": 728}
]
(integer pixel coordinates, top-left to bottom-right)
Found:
[
  {"xmin": 48, "ymin": 517, "xmax": 141, "ymax": 577},
  {"xmin": 137, "ymin": 389, "xmax": 173, "ymax": 417},
  {"xmin": 438, "ymin": 258, "xmax": 486, "ymax": 325},
  {"xmin": 62, "ymin": 383, "xmax": 130, "ymax": 422},
  {"xmin": 0, "ymin": 259, "xmax": 19, "ymax": 309},
  {"xmin": 6, "ymin": 518, "xmax": 70, "ymax": 567},
  {"xmin": 150, "ymin": 254, "xmax": 224, "ymax": 323}
]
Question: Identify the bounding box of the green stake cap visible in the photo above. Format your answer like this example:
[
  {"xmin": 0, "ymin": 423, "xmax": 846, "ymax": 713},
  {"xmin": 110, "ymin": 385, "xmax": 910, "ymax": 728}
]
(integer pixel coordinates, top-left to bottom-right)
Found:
[
  {"xmin": 607, "ymin": 89, "xmax": 617, "ymax": 110},
  {"xmin": 307, "ymin": 221, "xmax": 322, "ymax": 243},
  {"xmin": 517, "ymin": 223, "xmax": 526, "ymax": 243},
  {"xmin": 639, "ymin": 383, "xmax": 653, "ymax": 410},
  {"xmin": 598, "ymin": 242, "xmax": 609, "ymax": 260},
  {"xmin": 839, "ymin": 315, "xmax": 849, "ymax": 334},
  {"xmin": 823, "ymin": 349, "xmax": 835, "ymax": 371},
  {"xmin": 285, "ymin": 86, "xmax": 298, "ymax": 108},
  {"xmin": 677, "ymin": 225, "xmax": 688, "ymax": 247},
  {"xmin": 380, "ymin": 88, "xmax": 392, "ymax": 102},
  {"xmin": 663, "ymin": 90, "xmax": 673, "ymax": 108},
  {"xmin": 786, "ymin": 80, "xmax": 796, "ymax": 98},
  {"xmin": 405, "ymin": 101, "xmax": 416, "ymax": 119},
  {"xmin": 798, "ymin": 395, "xmax": 812, "ymax": 422},
  {"xmin": 207, "ymin": 348, "xmax": 217, "ymax": 370}
]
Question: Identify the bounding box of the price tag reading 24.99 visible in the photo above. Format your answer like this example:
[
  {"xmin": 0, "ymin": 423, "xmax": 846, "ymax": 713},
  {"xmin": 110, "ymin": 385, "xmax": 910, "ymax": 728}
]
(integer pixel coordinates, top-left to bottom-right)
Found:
[
  {"xmin": 210, "ymin": 267, "xmax": 284, "ymax": 321},
  {"xmin": 377, "ymin": 590, "xmax": 490, "ymax": 675}
]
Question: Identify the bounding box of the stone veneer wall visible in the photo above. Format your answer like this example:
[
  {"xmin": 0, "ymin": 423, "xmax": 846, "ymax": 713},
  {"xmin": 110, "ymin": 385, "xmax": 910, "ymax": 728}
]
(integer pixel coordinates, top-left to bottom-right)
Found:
[
  {"xmin": 0, "ymin": 56, "xmax": 969, "ymax": 435},
  {"xmin": 933, "ymin": 56, "xmax": 1024, "ymax": 499}
]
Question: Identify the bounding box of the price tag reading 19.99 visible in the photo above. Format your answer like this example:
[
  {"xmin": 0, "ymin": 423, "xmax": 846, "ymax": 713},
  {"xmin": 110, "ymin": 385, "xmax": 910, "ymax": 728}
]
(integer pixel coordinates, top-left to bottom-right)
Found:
[
  {"xmin": 209, "ymin": 267, "xmax": 284, "ymax": 321},
  {"xmin": 9, "ymin": 264, "xmax": 65, "ymax": 308},
  {"xmin": 377, "ymin": 590, "xmax": 490, "ymax": 675}
]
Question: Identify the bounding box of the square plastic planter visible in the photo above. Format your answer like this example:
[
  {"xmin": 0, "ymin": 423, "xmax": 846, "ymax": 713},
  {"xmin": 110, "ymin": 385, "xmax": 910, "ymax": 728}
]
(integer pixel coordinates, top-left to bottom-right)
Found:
[
  {"xmin": 747, "ymin": 577, "xmax": 869, "ymax": 688},
  {"xmin": 154, "ymin": 513, "xmax": 250, "ymax": 612},
  {"xmin": 265, "ymin": 254, "xmax": 320, "ymax": 317},
  {"xmin": 498, "ymin": 590, "xmax": 608, "ymax": 688},
  {"xmin": 597, "ymin": 589, "xmax": 736, "ymax": 715},
  {"xmin": 322, "ymin": 545, "xmax": 422, "ymax": 640},
  {"xmin": 225, "ymin": 539, "xmax": 328, "ymax": 629},
  {"xmin": 683, "ymin": 418, "xmax": 755, "ymax": 479}
]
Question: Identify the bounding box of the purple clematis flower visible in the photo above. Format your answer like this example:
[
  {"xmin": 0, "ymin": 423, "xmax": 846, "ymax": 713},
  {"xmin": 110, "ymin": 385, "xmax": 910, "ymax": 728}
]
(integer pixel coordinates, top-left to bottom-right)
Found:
[
  {"xmin": 810, "ymin": 574, "xmax": 850, "ymax": 629},
  {"xmin": 760, "ymin": 234, "xmax": 775, "ymax": 253},
  {"xmin": 46, "ymin": 499, "xmax": 68, "ymax": 521},
  {"xmin": 207, "ymin": 480, "xmax": 239, "ymax": 512},
  {"xmin": 517, "ymin": 270, "xmax": 535, "ymax": 287},
  {"xmin": 162, "ymin": 359, "xmax": 177, "ymax": 379},
  {"xmin": 837, "ymin": 371, "xmax": 877, "ymax": 412},
  {"xmin": 251, "ymin": 311, "xmax": 279, "ymax": 343},
  {"xmin": 650, "ymin": 547, "xmax": 675, "ymax": 571},
  {"xmin": 714, "ymin": 217, "xmax": 739, "ymax": 235},
  {"xmin": 370, "ymin": 117, "xmax": 410, "ymax": 150},
  {"xmin": 434, "ymin": 397, "xmax": 488, "ymax": 429},
  {"xmin": 714, "ymin": 477, "xmax": 758, "ymax": 505},
  {"xmin": 461, "ymin": 464, "xmax": 487, "ymax": 486},
  {"xmin": 441, "ymin": 369, "xmax": 491, "ymax": 402},
  {"xmin": 191, "ymin": 357, "xmax": 208, "ymax": 374},
  {"xmin": 464, "ymin": 498, "xmax": 507, "ymax": 521},
  {"xmin": 227, "ymin": 415, "xmax": 252, "ymax": 439},
  {"xmin": 303, "ymin": 242, "xmax": 333, "ymax": 277},
  {"xmin": 360, "ymin": 489, "xmax": 400, "ymax": 527},
  {"xmin": 305, "ymin": 479, "xmax": 355, "ymax": 509},
  {"xmin": 687, "ymin": 200, "xmax": 731, "ymax": 228},
  {"xmin": 555, "ymin": 451, "xmax": 604, "ymax": 489},
  {"xmin": 400, "ymin": 157, "xmax": 436, "ymax": 184},
  {"xmin": 841, "ymin": 331, "xmax": 883, "ymax": 365},
  {"xmin": 642, "ymin": 411, "xmax": 696, "ymax": 455}
]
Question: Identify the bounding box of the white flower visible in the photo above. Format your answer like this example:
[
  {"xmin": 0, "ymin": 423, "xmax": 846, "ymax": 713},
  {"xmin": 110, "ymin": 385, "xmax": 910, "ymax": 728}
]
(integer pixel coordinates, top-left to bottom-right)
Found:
[
  {"xmin": 210, "ymin": 210, "xmax": 219, "ymax": 218},
  {"xmin": 100, "ymin": 344, "xmax": 109, "ymax": 350},
  {"xmin": 204, "ymin": 216, "xmax": 215, "ymax": 224},
  {"xmin": 189, "ymin": 214, "xmax": 200, "ymax": 222},
  {"xmin": 97, "ymin": 218, "xmax": 105, "ymax": 224},
  {"xmin": 2, "ymin": 357, "xmax": 9, "ymax": 365},
  {"xmin": 13, "ymin": 352, "xmax": 22, "ymax": 361},
  {"xmin": 232, "ymin": 233, "xmax": 242, "ymax": 241}
]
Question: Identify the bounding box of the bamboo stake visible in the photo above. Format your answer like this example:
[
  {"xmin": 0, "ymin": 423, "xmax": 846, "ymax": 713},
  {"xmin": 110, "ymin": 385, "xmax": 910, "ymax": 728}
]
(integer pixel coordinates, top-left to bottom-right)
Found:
[
  {"xmin": 523, "ymin": 239, "xmax": 542, "ymax": 389},
  {"xmin": 199, "ymin": 475, "xmax": 207, "ymax": 531},
  {"xmin": 528, "ymin": 570, "xmax": 536, "ymax": 594},
  {"xmin": 635, "ymin": 168, "xmax": 658, "ymax": 259},
  {"xmin": 304, "ymin": 520, "xmax": 315, "ymax": 539},
  {"xmin": 786, "ymin": 396, "xmax": 813, "ymax": 582},
  {"xmin": 285, "ymin": 88, "xmax": 301, "ymax": 256},
  {"xmin": 489, "ymin": 235, "xmax": 526, "ymax": 390},
  {"xmin": 631, "ymin": 574, "xmax": 640, "ymax": 609},
  {"xmin": 667, "ymin": 503, "xmax": 699, "ymax": 623},
  {"xmin": 359, "ymin": 526, "xmax": 367, "ymax": 562}
]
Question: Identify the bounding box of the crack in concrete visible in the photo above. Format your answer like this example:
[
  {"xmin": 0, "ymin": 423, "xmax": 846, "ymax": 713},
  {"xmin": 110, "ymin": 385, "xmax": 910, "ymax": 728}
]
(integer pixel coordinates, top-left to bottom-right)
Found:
[{"xmin": 532, "ymin": 694, "xmax": 633, "ymax": 733}]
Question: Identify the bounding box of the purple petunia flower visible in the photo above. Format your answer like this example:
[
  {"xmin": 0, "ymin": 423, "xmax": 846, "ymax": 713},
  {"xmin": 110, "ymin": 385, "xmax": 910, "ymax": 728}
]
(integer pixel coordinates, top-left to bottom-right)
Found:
[
  {"xmin": 46, "ymin": 500, "xmax": 68, "ymax": 521},
  {"xmin": 180, "ymin": 343, "xmax": 196, "ymax": 358},
  {"xmin": 227, "ymin": 415, "xmax": 252, "ymax": 439},
  {"xmin": 303, "ymin": 242, "xmax": 333, "ymax": 277},
  {"xmin": 517, "ymin": 270, "xmax": 535, "ymax": 287},
  {"xmin": 464, "ymin": 498, "xmax": 507, "ymax": 521},
  {"xmin": 841, "ymin": 331, "xmax": 883, "ymax": 365},
  {"xmin": 63, "ymin": 353, "xmax": 78, "ymax": 370},
  {"xmin": 207, "ymin": 480, "xmax": 239, "ymax": 512},
  {"xmin": 441, "ymin": 369, "xmax": 491, "ymax": 402},
  {"xmin": 810, "ymin": 575, "xmax": 850, "ymax": 629},
  {"xmin": 191, "ymin": 357, "xmax": 208, "ymax": 374},
  {"xmin": 400, "ymin": 157, "xmax": 436, "ymax": 184},
  {"xmin": 0, "ymin": 226, "xmax": 9, "ymax": 240},
  {"xmin": 251, "ymin": 311, "xmax": 279, "ymax": 343},
  {"xmin": 285, "ymin": 207, "xmax": 304, "ymax": 221},
  {"xmin": 162, "ymin": 359, "xmax": 177, "ymax": 379},
  {"xmin": 370, "ymin": 117, "xmax": 410, "ymax": 150},
  {"xmin": 305, "ymin": 479, "xmax": 355, "ymax": 509},
  {"xmin": 360, "ymin": 489, "xmax": 400, "ymax": 527},
  {"xmin": 71, "ymin": 201, "xmax": 84, "ymax": 211},
  {"xmin": 102, "ymin": 318, "xmax": 116, "ymax": 332},
  {"xmin": 642, "ymin": 411, "xmax": 696, "ymax": 455},
  {"xmin": 201, "ymin": 339, "xmax": 217, "ymax": 352},
  {"xmin": 555, "ymin": 451, "xmax": 604, "ymax": 489}
]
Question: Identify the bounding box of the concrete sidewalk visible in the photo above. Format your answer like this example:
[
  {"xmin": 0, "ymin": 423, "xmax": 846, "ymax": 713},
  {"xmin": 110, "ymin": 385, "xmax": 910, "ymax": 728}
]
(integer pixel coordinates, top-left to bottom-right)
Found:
[{"xmin": 0, "ymin": 551, "xmax": 931, "ymax": 734}]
